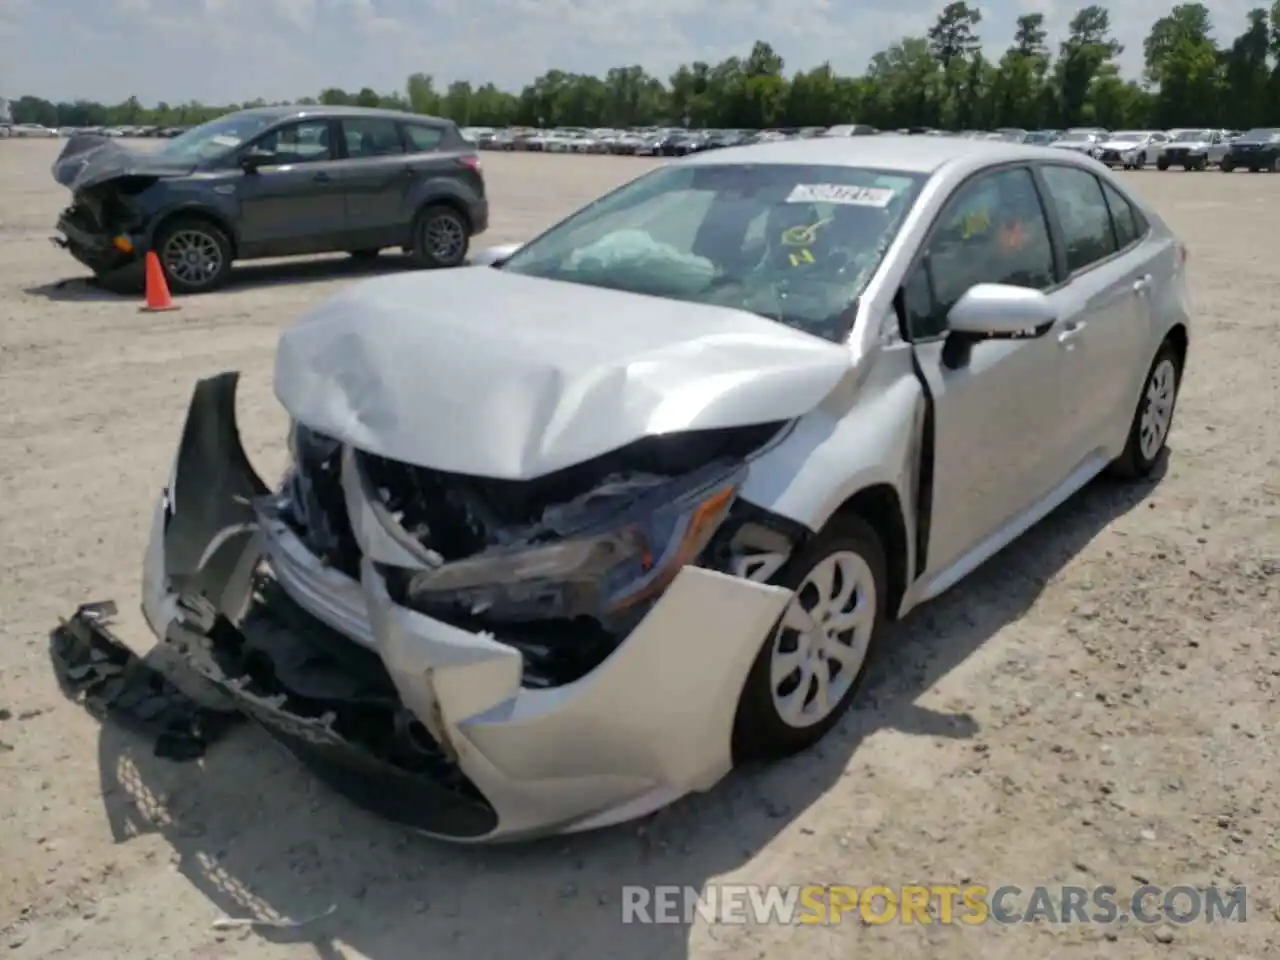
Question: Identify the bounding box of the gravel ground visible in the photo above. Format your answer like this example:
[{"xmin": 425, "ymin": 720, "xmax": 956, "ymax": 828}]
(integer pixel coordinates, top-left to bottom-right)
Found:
[{"xmin": 1, "ymin": 141, "xmax": 1277, "ymax": 960}]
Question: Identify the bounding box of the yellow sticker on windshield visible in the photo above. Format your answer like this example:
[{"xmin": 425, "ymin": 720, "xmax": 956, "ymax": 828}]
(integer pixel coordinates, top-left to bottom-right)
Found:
[
  {"xmin": 788, "ymin": 248, "xmax": 816, "ymax": 266},
  {"xmin": 960, "ymin": 208, "xmax": 991, "ymax": 239},
  {"xmin": 780, "ymin": 218, "xmax": 832, "ymax": 246}
]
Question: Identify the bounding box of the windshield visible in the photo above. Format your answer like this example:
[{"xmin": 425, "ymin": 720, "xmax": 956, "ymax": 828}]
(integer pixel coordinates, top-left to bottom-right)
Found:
[
  {"xmin": 1174, "ymin": 130, "xmax": 1212, "ymax": 142},
  {"xmin": 156, "ymin": 112, "xmax": 278, "ymax": 161},
  {"xmin": 1240, "ymin": 128, "xmax": 1280, "ymax": 140},
  {"xmin": 499, "ymin": 163, "xmax": 926, "ymax": 343},
  {"xmin": 1058, "ymin": 131, "xmax": 1095, "ymax": 142}
]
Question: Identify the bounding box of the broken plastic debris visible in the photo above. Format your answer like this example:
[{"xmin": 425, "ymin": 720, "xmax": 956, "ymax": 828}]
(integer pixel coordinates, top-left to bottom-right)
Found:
[
  {"xmin": 48, "ymin": 600, "xmax": 243, "ymax": 761},
  {"xmin": 211, "ymin": 903, "xmax": 337, "ymax": 931}
]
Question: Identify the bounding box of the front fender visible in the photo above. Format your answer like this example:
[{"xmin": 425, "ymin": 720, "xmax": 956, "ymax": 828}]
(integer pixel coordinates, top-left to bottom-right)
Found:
[{"xmin": 739, "ymin": 351, "xmax": 924, "ymax": 560}]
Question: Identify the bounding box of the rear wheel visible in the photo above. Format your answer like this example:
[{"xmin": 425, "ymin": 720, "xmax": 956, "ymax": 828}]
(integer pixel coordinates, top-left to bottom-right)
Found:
[
  {"xmin": 1220, "ymin": 159, "xmax": 1234, "ymax": 172},
  {"xmin": 411, "ymin": 205, "xmax": 470, "ymax": 269},
  {"xmin": 1156, "ymin": 158, "xmax": 1169, "ymax": 171},
  {"xmin": 154, "ymin": 217, "xmax": 233, "ymax": 294},
  {"xmin": 731, "ymin": 514, "xmax": 886, "ymax": 765},
  {"xmin": 1108, "ymin": 342, "xmax": 1182, "ymax": 480}
]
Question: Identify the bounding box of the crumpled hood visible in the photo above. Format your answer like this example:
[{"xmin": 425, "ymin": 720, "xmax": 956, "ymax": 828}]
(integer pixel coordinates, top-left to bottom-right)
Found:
[
  {"xmin": 1167, "ymin": 141, "xmax": 1208, "ymax": 149},
  {"xmin": 1099, "ymin": 140, "xmax": 1145, "ymax": 152},
  {"xmin": 273, "ymin": 267, "xmax": 853, "ymax": 480},
  {"xmin": 52, "ymin": 133, "xmax": 195, "ymax": 191},
  {"xmin": 1050, "ymin": 141, "xmax": 1094, "ymax": 151}
]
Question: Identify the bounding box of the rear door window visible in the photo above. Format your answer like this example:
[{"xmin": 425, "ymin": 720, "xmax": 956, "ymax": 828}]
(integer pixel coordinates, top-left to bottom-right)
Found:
[
  {"xmin": 1039, "ymin": 165, "xmax": 1119, "ymax": 273},
  {"xmin": 1100, "ymin": 181, "xmax": 1143, "ymax": 250},
  {"xmin": 341, "ymin": 117, "xmax": 406, "ymax": 158}
]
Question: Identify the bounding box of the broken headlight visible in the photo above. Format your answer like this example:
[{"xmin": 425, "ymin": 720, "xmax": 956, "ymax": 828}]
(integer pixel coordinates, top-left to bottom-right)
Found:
[{"xmin": 401, "ymin": 460, "xmax": 746, "ymax": 626}]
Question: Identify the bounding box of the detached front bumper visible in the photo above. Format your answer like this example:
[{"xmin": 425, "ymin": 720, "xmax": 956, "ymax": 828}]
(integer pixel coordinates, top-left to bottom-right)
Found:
[{"xmin": 142, "ymin": 373, "xmax": 793, "ymax": 842}]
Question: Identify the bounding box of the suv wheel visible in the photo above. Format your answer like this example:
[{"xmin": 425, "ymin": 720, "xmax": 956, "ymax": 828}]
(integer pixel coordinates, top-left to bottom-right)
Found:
[
  {"xmin": 1108, "ymin": 342, "xmax": 1182, "ymax": 480},
  {"xmin": 155, "ymin": 217, "xmax": 233, "ymax": 294},
  {"xmin": 411, "ymin": 205, "xmax": 470, "ymax": 269},
  {"xmin": 731, "ymin": 514, "xmax": 886, "ymax": 765}
]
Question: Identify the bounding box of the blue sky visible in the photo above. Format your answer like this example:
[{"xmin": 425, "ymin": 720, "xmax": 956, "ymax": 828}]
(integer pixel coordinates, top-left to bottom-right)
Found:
[{"xmin": 0, "ymin": 0, "xmax": 1259, "ymax": 105}]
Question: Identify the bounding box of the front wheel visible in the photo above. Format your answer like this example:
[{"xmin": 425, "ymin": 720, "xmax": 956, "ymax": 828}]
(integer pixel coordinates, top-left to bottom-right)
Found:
[
  {"xmin": 731, "ymin": 514, "xmax": 886, "ymax": 765},
  {"xmin": 154, "ymin": 217, "xmax": 233, "ymax": 294},
  {"xmin": 1156, "ymin": 159, "xmax": 1169, "ymax": 171},
  {"xmin": 1108, "ymin": 342, "xmax": 1181, "ymax": 480},
  {"xmin": 1220, "ymin": 160, "xmax": 1234, "ymax": 172},
  {"xmin": 410, "ymin": 205, "xmax": 471, "ymax": 269}
]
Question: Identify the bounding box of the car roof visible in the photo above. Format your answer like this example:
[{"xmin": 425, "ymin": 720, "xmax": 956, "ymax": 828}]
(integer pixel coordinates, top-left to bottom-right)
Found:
[
  {"xmin": 678, "ymin": 134, "xmax": 1091, "ymax": 175},
  {"xmin": 230, "ymin": 105, "xmax": 451, "ymax": 125}
]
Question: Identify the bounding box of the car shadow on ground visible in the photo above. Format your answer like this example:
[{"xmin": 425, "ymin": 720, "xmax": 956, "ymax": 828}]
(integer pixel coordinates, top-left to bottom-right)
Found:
[
  {"xmin": 23, "ymin": 255, "xmax": 419, "ymax": 302},
  {"xmin": 62, "ymin": 460, "xmax": 1166, "ymax": 960}
]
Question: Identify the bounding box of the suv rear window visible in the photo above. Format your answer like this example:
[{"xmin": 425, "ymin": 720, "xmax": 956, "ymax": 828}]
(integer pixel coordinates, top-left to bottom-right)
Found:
[
  {"xmin": 403, "ymin": 124, "xmax": 444, "ymax": 152},
  {"xmin": 341, "ymin": 117, "xmax": 405, "ymax": 158}
]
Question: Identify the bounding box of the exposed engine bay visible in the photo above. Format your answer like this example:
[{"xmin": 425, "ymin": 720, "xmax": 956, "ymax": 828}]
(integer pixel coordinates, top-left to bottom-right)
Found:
[{"xmin": 276, "ymin": 419, "xmax": 802, "ymax": 687}]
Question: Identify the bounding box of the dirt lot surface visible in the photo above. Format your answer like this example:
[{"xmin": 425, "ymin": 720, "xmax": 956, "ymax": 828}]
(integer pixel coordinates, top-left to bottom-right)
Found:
[{"xmin": 1, "ymin": 141, "xmax": 1277, "ymax": 960}]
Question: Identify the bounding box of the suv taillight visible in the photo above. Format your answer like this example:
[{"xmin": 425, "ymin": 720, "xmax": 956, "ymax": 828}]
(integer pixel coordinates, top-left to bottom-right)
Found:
[{"xmin": 457, "ymin": 155, "xmax": 480, "ymax": 170}]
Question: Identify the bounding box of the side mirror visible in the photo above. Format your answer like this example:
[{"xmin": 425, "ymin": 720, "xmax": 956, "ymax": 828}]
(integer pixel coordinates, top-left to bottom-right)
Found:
[
  {"xmin": 947, "ymin": 283, "xmax": 1057, "ymax": 339},
  {"xmin": 469, "ymin": 242, "xmax": 523, "ymax": 268},
  {"xmin": 239, "ymin": 147, "xmax": 275, "ymax": 172}
]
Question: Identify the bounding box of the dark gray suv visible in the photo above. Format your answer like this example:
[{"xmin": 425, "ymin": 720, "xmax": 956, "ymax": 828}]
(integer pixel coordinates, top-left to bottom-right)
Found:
[{"xmin": 52, "ymin": 106, "xmax": 488, "ymax": 293}]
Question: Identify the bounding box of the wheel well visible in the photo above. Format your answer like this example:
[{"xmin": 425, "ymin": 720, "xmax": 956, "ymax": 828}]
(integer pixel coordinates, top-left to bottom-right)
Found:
[
  {"xmin": 1164, "ymin": 323, "xmax": 1188, "ymax": 377},
  {"xmin": 418, "ymin": 196, "xmax": 471, "ymax": 233},
  {"xmin": 152, "ymin": 209, "xmax": 237, "ymax": 259},
  {"xmin": 835, "ymin": 484, "xmax": 909, "ymax": 621}
]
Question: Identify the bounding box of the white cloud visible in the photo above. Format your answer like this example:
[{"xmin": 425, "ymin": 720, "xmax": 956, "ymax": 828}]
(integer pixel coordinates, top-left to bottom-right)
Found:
[{"xmin": 0, "ymin": 0, "xmax": 1259, "ymax": 104}]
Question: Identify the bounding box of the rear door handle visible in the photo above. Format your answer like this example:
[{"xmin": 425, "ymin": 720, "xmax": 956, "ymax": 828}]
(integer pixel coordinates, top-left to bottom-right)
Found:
[{"xmin": 1133, "ymin": 273, "xmax": 1152, "ymax": 294}]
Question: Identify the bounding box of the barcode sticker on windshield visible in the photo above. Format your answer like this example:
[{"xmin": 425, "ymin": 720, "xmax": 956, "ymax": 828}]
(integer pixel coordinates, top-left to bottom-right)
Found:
[
  {"xmin": 209, "ymin": 135, "xmax": 242, "ymax": 147},
  {"xmin": 786, "ymin": 184, "xmax": 895, "ymax": 207}
]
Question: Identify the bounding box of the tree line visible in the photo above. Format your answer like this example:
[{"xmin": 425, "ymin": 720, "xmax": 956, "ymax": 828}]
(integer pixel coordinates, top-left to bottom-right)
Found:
[{"xmin": 8, "ymin": 3, "xmax": 1280, "ymax": 133}]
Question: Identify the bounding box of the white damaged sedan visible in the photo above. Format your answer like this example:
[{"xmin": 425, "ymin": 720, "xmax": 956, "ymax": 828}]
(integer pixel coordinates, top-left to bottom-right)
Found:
[{"xmin": 141, "ymin": 136, "xmax": 1190, "ymax": 841}]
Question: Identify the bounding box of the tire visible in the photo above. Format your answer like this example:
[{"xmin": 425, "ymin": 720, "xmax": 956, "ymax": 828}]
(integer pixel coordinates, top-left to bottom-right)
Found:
[
  {"xmin": 1156, "ymin": 159, "xmax": 1169, "ymax": 171},
  {"xmin": 1108, "ymin": 341, "xmax": 1182, "ymax": 480},
  {"xmin": 154, "ymin": 216, "xmax": 233, "ymax": 294},
  {"xmin": 349, "ymin": 248, "xmax": 381, "ymax": 260},
  {"xmin": 1220, "ymin": 160, "xmax": 1233, "ymax": 172},
  {"xmin": 731, "ymin": 513, "xmax": 887, "ymax": 765},
  {"xmin": 411, "ymin": 204, "xmax": 470, "ymax": 269},
  {"xmin": 1271, "ymin": 156, "xmax": 1280, "ymax": 172}
]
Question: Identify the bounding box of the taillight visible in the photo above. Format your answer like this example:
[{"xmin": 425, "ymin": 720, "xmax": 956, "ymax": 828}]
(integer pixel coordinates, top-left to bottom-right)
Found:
[{"xmin": 457, "ymin": 154, "xmax": 480, "ymax": 170}]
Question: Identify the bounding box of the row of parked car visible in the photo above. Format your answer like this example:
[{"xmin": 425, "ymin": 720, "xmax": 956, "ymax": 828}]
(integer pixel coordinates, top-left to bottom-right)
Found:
[
  {"xmin": 1, "ymin": 122, "xmax": 191, "ymax": 139},
  {"xmin": 460, "ymin": 123, "xmax": 1280, "ymax": 171}
]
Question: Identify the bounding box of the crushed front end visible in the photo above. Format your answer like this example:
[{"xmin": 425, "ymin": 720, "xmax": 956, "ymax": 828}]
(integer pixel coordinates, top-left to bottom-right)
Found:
[
  {"xmin": 142, "ymin": 373, "xmax": 799, "ymax": 841},
  {"xmin": 53, "ymin": 185, "xmax": 149, "ymax": 279}
]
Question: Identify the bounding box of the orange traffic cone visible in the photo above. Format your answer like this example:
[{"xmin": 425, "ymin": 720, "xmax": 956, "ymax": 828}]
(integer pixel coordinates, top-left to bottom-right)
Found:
[{"xmin": 140, "ymin": 250, "xmax": 178, "ymax": 312}]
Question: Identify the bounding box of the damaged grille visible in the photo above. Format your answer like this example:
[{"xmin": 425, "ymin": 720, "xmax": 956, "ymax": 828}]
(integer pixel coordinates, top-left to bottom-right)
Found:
[
  {"xmin": 279, "ymin": 421, "xmax": 785, "ymax": 687},
  {"xmin": 279, "ymin": 428, "xmax": 362, "ymax": 577}
]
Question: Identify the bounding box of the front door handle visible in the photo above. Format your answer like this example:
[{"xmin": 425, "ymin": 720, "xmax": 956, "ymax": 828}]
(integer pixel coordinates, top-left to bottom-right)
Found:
[
  {"xmin": 1058, "ymin": 320, "xmax": 1087, "ymax": 344},
  {"xmin": 1133, "ymin": 273, "xmax": 1152, "ymax": 294},
  {"xmin": 313, "ymin": 171, "xmax": 331, "ymax": 182}
]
